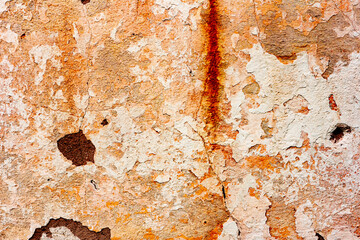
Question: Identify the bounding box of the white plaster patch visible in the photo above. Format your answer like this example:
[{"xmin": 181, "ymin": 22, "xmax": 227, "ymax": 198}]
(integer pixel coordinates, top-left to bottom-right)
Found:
[
  {"xmin": 0, "ymin": 0, "xmax": 10, "ymax": 14},
  {"xmin": 227, "ymin": 174, "xmax": 271, "ymax": 240},
  {"xmin": 155, "ymin": 173, "xmax": 171, "ymax": 183},
  {"xmin": 329, "ymin": 52, "xmax": 360, "ymax": 128},
  {"xmin": 110, "ymin": 21, "xmax": 122, "ymax": 41},
  {"xmin": 40, "ymin": 226, "xmax": 80, "ymax": 240},
  {"xmin": 127, "ymin": 38, "xmax": 148, "ymax": 53},
  {"xmin": 231, "ymin": 33, "xmax": 240, "ymax": 49},
  {"xmin": 327, "ymin": 229, "xmax": 358, "ymax": 240},
  {"xmin": 244, "ymin": 44, "xmax": 337, "ymax": 151},
  {"xmin": 295, "ymin": 200, "xmax": 317, "ymax": 240},
  {"xmin": 153, "ymin": 0, "xmax": 199, "ymax": 22},
  {"xmin": 200, "ymin": 176, "xmax": 221, "ymax": 196},
  {"xmin": 54, "ymin": 90, "xmax": 66, "ymax": 101},
  {"xmin": 29, "ymin": 44, "xmax": 61, "ymax": 85},
  {"xmin": 218, "ymin": 219, "xmax": 240, "ymax": 240},
  {"xmin": 0, "ymin": 24, "xmax": 18, "ymax": 46},
  {"xmin": 73, "ymin": 93, "xmax": 89, "ymax": 110},
  {"xmin": 56, "ymin": 76, "xmax": 64, "ymax": 85},
  {"xmin": 0, "ymin": 55, "xmax": 14, "ymax": 74},
  {"xmin": 72, "ymin": 22, "xmax": 91, "ymax": 56}
]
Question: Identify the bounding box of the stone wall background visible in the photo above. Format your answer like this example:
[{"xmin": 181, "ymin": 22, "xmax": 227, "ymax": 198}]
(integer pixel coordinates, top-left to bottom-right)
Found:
[{"xmin": 1, "ymin": 0, "xmax": 360, "ymax": 239}]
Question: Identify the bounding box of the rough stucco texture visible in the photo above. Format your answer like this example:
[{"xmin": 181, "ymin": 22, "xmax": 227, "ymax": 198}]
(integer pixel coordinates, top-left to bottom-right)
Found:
[{"xmin": 1, "ymin": 0, "xmax": 360, "ymax": 239}]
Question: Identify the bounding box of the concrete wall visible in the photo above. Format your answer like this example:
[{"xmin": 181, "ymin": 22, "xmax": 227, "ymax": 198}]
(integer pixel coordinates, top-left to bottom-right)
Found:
[{"xmin": 1, "ymin": 0, "xmax": 360, "ymax": 239}]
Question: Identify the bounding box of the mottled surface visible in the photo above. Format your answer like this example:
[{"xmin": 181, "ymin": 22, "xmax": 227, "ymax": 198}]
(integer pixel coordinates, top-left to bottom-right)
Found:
[{"xmin": 1, "ymin": 0, "xmax": 360, "ymax": 239}]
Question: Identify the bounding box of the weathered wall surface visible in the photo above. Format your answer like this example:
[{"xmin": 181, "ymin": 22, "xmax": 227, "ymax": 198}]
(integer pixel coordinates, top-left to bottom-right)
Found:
[{"xmin": 1, "ymin": 0, "xmax": 360, "ymax": 239}]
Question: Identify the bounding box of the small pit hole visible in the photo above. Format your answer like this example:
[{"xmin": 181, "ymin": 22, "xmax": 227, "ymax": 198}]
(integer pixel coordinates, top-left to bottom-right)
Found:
[
  {"xmin": 81, "ymin": 0, "xmax": 90, "ymax": 4},
  {"xmin": 101, "ymin": 119, "xmax": 109, "ymax": 126},
  {"xmin": 330, "ymin": 123, "xmax": 351, "ymax": 143}
]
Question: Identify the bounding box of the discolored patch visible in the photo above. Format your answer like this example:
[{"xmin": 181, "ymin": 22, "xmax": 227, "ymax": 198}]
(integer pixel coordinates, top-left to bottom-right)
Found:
[
  {"xmin": 242, "ymin": 82, "xmax": 260, "ymax": 95},
  {"xmin": 257, "ymin": 7, "xmax": 360, "ymax": 78},
  {"xmin": 329, "ymin": 94, "xmax": 339, "ymax": 113},
  {"xmin": 245, "ymin": 154, "xmax": 283, "ymax": 172},
  {"xmin": 29, "ymin": 217, "xmax": 110, "ymax": 240},
  {"xmin": 201, "ymin": 0, "xmax": 223, "ymax": 134},
  {"xmin": 266, "ymin": 198, "xmax": 302, "ymax": 239},
  {"xmin": 57, "ymin": 130, "xmax": 96, "ymax": 166}
]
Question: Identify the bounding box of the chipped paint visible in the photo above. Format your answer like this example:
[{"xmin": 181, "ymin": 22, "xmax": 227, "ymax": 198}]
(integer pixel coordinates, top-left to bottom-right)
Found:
[{"xmin": 1, "ymin": 0, "xmax": 360, "ymax": 239}]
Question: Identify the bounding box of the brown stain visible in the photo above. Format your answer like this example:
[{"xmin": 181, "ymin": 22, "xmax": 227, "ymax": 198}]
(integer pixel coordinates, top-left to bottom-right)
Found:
[
  {"xmin": 257, "ymin": 6, "xmax": 360, "ymax": 78},
  {"xmin": 266, "ymin": 198, "xmax": 302, "ymax": 239},
  {"xmin": 57, "ymin": 130, "xmax": 96, "ymax": 166},
  {"xmin": 29, "ymin": 217, "xmax": 110, "ymax": 240},
  {"xmin": 242, "ymin": 82, "xmax": 260, "ymax": 95},
  {"xmin": 201, "ymin": 0, "xmax": 223, "ymax": 136}
]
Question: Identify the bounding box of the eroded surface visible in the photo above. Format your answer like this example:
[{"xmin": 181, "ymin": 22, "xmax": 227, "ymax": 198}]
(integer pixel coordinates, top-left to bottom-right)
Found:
[{"xmin": 1, "ymin": 0, "xmax": 360, "ymax": 239}]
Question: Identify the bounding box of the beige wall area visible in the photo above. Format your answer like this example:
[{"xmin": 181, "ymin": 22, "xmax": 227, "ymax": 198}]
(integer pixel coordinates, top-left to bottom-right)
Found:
[{"xmin": 1, "ymin": 0, "xmax": 360, "ymax": 239}]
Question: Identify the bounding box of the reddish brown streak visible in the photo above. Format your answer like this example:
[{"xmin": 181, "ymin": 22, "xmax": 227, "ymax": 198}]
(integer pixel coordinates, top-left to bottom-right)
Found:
[{"xmin": 204, "ymin": 0, "xmax": 221, "ymax": 131}]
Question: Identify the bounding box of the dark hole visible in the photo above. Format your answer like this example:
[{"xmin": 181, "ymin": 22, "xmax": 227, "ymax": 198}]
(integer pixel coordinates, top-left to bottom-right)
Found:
[
  {"xmin": 57, "ymin": 130, "xmax": 96, "ymax": 166},
  {"xmin": 47, "ymin": 179, "xmax": 50, "ymax": 181},
  {"xmin": 316, "ymin": 232, "xmax": 325, "ymax": 240},
  {"xmin": 203, "ymin": 220, "xmax": 207, "ymax": 224},
  {"xmin": 20, "ymin": 33, "xmax": 26, "ymax": 39},
  {"xmin": 330, "ymin": 123, "xmax": 351, "ymax": 143},
  {"xmin": 81, "ymin": 0, "xmax": 90, "ymax": 4},
  {"xmin": 101, "ymin": 119, "xmax": 109, "ymax": 126}
]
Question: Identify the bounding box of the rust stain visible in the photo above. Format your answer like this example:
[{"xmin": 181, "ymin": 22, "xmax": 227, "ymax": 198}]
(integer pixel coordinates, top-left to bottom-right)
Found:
[
  {"xmin": 143, "ymin": 228, "xmax": 160, "ymax": 240},
  {"xmin": 202, "ymin": 0, "xmax": 223, "ymax": 135},
  {"xmin": 204, "ymin": 222, "xmax": 226, "ymax": 240},
  {"xmin": 329, "ymin": 94, "xmax": 340, "ymax": 114},
  {"xmin": 244, "ymin": 154, "xmax": 283, "ymax": 172}
]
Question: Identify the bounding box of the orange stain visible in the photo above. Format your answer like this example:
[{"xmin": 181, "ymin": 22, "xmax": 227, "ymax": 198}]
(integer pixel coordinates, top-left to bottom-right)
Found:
[
  {"xmin": 143, "ymin": 228, "xmax": 160, "ymax": 240},
  {"xmin": 245, "ymin": 155, "xmax": 283, "ymax": 171}
]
